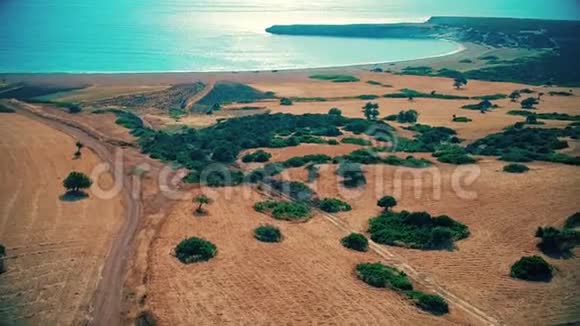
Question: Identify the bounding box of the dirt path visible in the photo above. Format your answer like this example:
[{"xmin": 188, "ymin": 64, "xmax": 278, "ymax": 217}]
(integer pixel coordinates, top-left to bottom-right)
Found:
[{"xmin": 4, "ymin": 100, "xmax": 142, "ymax": 326}]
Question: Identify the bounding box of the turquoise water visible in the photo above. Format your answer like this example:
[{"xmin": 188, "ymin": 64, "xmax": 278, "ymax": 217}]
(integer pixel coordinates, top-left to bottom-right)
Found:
[{"xmin": 0, "ymin": 0, "xmax": 578, "ymax": 73}]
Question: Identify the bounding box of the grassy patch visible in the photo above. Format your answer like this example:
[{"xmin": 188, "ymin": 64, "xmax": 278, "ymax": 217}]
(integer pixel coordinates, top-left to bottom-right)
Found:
[
  {"xmin": 197, "ymin": 81, "xmax": 274, "ymax": 107},
  {"xmin": 309, "ymin": 74, "xmax": 360, "ymax": 83},
  {"xmin": 383, "ymin": 88, "xmax": 469, "ymax": 100},
  {"xmin": 472, "ymin": 93, "xmax": 507, "ymax": 100},
  {"xmin": 369, "ymin": 211, "xmax": 470, "ymax": 250},
  {"xmin": 254, "ymin": 200, "xmax": 311, "ymax": 221},
  {"xmin": 507, "ymin": 110, "xmax": 580, "ymax": 121}
]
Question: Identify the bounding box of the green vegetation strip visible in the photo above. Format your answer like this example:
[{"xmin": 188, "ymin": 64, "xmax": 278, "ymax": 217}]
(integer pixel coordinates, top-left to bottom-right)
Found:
[
  {"xmin": 356, "ymin": 263, "xmax": 449, "ymax": 315},
  {"xmin": 309, "ymin": 74, "xmax": 360, "ymax": 83}
]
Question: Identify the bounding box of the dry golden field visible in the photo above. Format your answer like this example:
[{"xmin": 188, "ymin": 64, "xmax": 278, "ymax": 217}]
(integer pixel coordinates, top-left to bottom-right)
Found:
[{"xmin": 0, "ymin": 114, "xmax": 123, "ymax": 324}]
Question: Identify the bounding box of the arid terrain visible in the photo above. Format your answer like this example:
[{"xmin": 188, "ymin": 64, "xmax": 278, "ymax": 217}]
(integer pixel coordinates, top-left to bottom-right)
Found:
[
  {"xmin": 0, "ymin": 65, "xmax": 578, "ymax": 326},
  {"xmin": 0, "ymin": 114, "xmax": 123, "ymax": 324}
]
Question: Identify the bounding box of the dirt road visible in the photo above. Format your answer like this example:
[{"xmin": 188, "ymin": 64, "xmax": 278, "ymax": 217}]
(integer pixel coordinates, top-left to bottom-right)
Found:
[{"xmin": 5, "ymin": 100, "xmax": 142, "ymax": 326}]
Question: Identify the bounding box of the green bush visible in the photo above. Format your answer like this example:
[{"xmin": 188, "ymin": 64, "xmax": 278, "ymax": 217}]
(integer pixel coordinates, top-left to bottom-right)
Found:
[
  {"xmin": 390, "ymin": 109, "xmax": 419, "ymax": 123},
  {"xmin": 433, "ymin": 145, "xmax": 476, "ymax": 165},
  {"xmin": 503, "ymin": 163, "xmax": 529, "ymax": 173},
  {"xmin": 309, "ymin": 74, "xmax": 360, "ymax": 83},
  {"xmin": 452, "ymin": 116, "xmax": 472, "ymax": 123},
  {"xmin": 254, "ymin": 200, "xmax": 311, "ymax": 221},
  {"xmin": 280, "ymin": 97, "xmax": 293, "ymax": 105},
  {"xmin": 383, "ymin": 88, "xmax": 468, "ymax": 100},
  {"xmin": 467, "ymin": 127, "xmax": 579, "ymax": 165},
  {"xmin": 242, "ymin": 150, "xmax": 272, "ymax": 163},
  {"xmin": 357, "ymin": 94, "xmax": 379, "ymax": 100},
  {"xmin": 510, "ymin": 256, "xmax": 553, "ymax": 282},
  {"xmin": 328, "ymin": 107, "xmax": 342, "ymax": 116},
  {"xmin": 283, "ymin": 154, "xmax": 332, "ymax": 168},
  {"xmin": 355, "ymin": 263, "xmax": 413, "ymax": 290},
  {"xmin": 369, "ymin": 211, "xmax": 469, "ymax": 250},
  {"xmin": 341, "ymin": 233, "xmax": 369, "ymax": 252},
  {"xmin": 564, "ymin": 212, "xmax": 580, "ymax": 229},
  {"xmin": 254, "ymin": 225, "xmax": 282, "ymax": 242},
  {"xmin": 535, "ymin": 226, "xmax": 578, "ymax": 257},
  {"xmin": 408, "ymin": 291, "xmax": 449, "ymax": 315},
  {"xmin": 337, "ymin": 161, "xmax": 366, "ymax": 188},
  {"xmin": 175, "ymin": 237, "xmax": 217, "ymax": 263},
  {"xmin": 0, "ymin": 243, "xmax": 5, "ymax": 256},
  {"xmin": 317, "ymin": 198, "xmax": 352, "ymax": 213},
  {"xmin": 377, "ymin": 195, "xmax": 397, "ymax": 211},
  {"xmin": 341, "ymin": 137, "xmax": 372, "ymax": 146}
]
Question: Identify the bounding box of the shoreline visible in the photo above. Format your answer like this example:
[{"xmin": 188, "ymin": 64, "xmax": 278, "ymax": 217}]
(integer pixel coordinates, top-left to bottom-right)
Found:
[{"xmin": 0, "ymin": 40, "xmax": 466, "ymax": 78}]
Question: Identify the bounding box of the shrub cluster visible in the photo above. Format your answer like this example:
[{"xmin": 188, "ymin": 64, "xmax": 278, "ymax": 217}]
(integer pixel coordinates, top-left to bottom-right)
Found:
[
  {"xmin": 267, "ymin": 180, "xmax": 315, "ymax": 202},
  {"xmin": 283, "ymin": 154, "xmax": 332, "ymax": 168},
  {"xmin": 503, "ymin": 163, "xmax": 529, "ymax": 173},
  {"xmin": 510, "ymin": 256, "xmax": 553, "ymax": 282},
  {"xmin": 254, "ymin": 200, "xmax": 311, "ymax": 221},
  {"xmin": 507, "ymin": 110, "xmax": 580, "ymax": 121},
  {"xmin": 175, "ymin": 237, "xmax": 217, "ymax": 263},
  {"xmin": 564, "ymin": 212, "xmax": 580, "ymax": 229},
  {"xmin": 336, "ymin": 161, "xmax": 366, "ymax": 188},
  {"xmin": 316, "ymin": 198, "xmax": 352, "ymax": 213},
  {"xmin": 396, "ymin": 124, "xmax": 458, "ymax": 153},
  {"xmin": 338, "ymin": 149, "xmax": 431, "ymax": 168},
  {"xmin": 466, "ymin": 127, "xmax": 579, "ymax": 165},
  {"xmin": 254, "ymin": 225, "xmax": 282, "ymax": 242},
  {"xmin": 452, "ymin": 116, "xmax": 472, "ymax": 123},
  {"xmin": 341, "ymin": 233, "xmax": 368, "ymax": 251},
  {"xmin": 535, "ymin": 226, "xmax": 579, "ymax": 257},
  {"xmin": 241, "ymin": 150, "xmax": 272, "ymax": 163},
  {"xmin": 309, "ymin": 74, "xmax": 360, "ymax": 83},
  {"xmin": 355, "ymin": 263, "xmax": 449, "ymax": 315},
  {"xmin": 384, "ymin": 109, "xmax": 419, "ymax": 123},
  {"xmin": 369, "ymin": 211, "xmax": 469, "ymax": 250},
  {"xmin": 341, "ymin": 137, "xmax": 372, "ymax": 146},
  {"xmin": 383, "ymin": 88, "xmax": 469, "ymax": 100},
  {"xmin": 433, "ymin": 145, "xmax": 476, "ymax": 165}
]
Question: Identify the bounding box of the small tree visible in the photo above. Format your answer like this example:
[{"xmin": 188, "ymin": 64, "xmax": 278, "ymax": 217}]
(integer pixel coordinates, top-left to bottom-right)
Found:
[
  {"xmin": 362, "ymin": 102, "xmax": 380, "ymax": 120},
  {"xmin": 341, "ymin": 233, "xmax": 369, "ymax": 251},
  {"xmin": 537, "ymin": 92, "xmax": 544, "ymax": 101},
  {"xmin": 509, "ymin": 91, "xmax": 521, "ymax": 102},
  {"xmin": 521, "ymin": 97, "xmax": 539, "ymax": 109},
  {"xmin": 74, "ymin": 141, "xmax": 84, "ymax": 158},
  {"xmin": 328, "ymin": 107, "xmax": 342, "ymax": 116},
  {"xmin": 479, "ymin": 99, "xmax": 493, "ymax": 111},
  {"xmin": 377, "ymin": 195, "xmax": 397, "ymax": 211},
  {"xmin": 63, "ymin": 171, "xmax": 93, "ymax": 194},
  {"xmin": 194, "ymin": 194, "xmax": 211, "ymax": 214},
  {"xmin": 453, "ymin": 76, "xmax": 468, "ymax": 89}
]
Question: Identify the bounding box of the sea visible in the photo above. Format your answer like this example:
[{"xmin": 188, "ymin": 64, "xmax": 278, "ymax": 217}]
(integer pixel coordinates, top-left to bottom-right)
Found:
[{"xmin": 0, "ymin": 0, "xmax": 578, "ymax": 73}]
